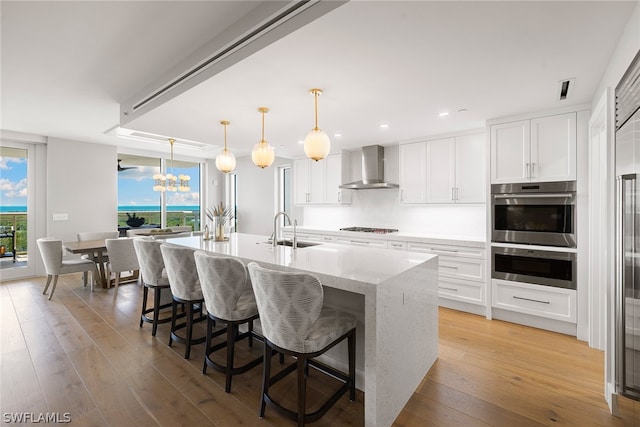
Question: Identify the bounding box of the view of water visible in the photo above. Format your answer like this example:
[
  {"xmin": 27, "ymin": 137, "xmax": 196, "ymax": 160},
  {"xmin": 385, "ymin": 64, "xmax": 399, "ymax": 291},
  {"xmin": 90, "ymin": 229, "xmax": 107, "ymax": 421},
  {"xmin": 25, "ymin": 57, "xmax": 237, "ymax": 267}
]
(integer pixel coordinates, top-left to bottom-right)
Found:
[{"xmin": 0, "ymin": 206, "xmax": 199, "ymax": 213}]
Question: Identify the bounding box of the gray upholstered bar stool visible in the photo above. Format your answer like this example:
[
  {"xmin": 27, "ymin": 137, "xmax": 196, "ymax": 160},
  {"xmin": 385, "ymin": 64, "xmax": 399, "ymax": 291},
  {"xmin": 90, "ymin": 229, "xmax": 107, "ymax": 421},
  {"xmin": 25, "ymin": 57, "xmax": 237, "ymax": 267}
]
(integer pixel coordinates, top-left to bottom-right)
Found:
[
  {"xmin": 160, "ymin": 243, "xmax": 206, "ymax": 359},
  {"xmin": 247, "ymin": 262, "xmax": 357, "ymax": 427},
  {"xmin": 194, "ymin": 251, "xmax": 264, "ymax": 393},
  {"xmin": 133, "ymin": 238, "xmax": 173, "ymax": 336}
]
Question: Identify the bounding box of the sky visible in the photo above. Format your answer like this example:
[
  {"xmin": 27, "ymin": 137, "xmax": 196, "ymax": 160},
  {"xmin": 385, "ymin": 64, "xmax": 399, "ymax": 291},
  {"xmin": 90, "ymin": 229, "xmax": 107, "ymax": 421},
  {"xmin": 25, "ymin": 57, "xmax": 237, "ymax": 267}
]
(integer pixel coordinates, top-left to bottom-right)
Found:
[
  {"xmin": 0, "ymin": 156, "xmax": 27, "ymax": 207},
  {"xmin": 0, "ymin": 155, "xmax": 200, "ymax": 208}
]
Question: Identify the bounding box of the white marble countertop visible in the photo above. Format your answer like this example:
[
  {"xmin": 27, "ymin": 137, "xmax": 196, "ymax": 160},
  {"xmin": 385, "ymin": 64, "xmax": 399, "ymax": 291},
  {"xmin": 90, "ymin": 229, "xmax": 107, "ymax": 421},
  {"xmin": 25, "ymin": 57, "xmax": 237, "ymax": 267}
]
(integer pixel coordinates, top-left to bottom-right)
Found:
[
  {"xmin": 284, "ymin": 225, "xmax": 486, "ymax": 247},
  {"xmin": 165, "ymin": 233, "xmax": 435, "ymax": 287}
]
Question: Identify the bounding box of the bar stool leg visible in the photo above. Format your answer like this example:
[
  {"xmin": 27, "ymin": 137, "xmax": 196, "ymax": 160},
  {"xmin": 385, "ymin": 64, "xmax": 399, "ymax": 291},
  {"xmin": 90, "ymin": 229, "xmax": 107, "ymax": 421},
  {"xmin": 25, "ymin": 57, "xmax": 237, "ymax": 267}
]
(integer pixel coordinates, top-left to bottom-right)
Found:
[
  {"xmin": 152, "ymin": 287, "xmax": 162, "ymax": 337},
  {"xmin": 260, "ymin": 343, "xmax": 271, "ymax": 418},
  {"xmin": 297, "ymin": 356, "xmax": 306, "ymax": 427},
  {"xmin": 203, "ymin": 315, "xmax": 213, "ymax": 374},
  {"xmin": 185, "ymin": 302, "xmax": 194, "ymax": 359},
  {"xmin": 169, "ymin": 299, "xmax": 178, "ymax": 347},
  {"xmin": 140, "ymin": 285, "xmax": 149, "ymax": 328}
]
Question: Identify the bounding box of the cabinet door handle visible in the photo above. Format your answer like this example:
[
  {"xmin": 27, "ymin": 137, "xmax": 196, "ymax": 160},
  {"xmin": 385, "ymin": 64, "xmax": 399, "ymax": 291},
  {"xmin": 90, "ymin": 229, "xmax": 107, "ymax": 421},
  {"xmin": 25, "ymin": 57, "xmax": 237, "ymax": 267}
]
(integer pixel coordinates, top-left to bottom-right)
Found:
[
  {"xmin": 338, "ymin": 192, "xmax": 341, "ymax": 203},
  {"xmin": 525, "ymin": 163, "xmax": 530, "ymax": 179},
  {"xmin": 456, "ymin": 187, "xmax": 460, "ymax": 201},
  {"xmin": 531, "ymin": 162, "xmax": 536, "ymax": 178},
  {"xmin": 390, "ymin": 243, "xmax": 404, "ymax": 248},
  {"xmin": 441, "ymin": 265, "xmax": 459, "ymax": 270},
  {"xmin": 306, "ymin": 193, "xmax": 310, "ymax": 203},
  {"xmin": 431, "ymin": 248, "xmax": 459, "ymax": 254},
  {"xmin": 400, "ymin": 189, "xmax": 404, "ymax": 201},
  {"xmin": 513, "ymin": 295, "xmax": 550, "ymax": 304},
  {"xmin": 439, "ymin": 286, "xmax": 459, "ymax": 292},
  {"xmin": 451, "ymin": 187, "xmax": 455, "ymax": 201},
  {"xmin": 350, "ymin": 240, "xmax": 369, "ymax": 245}
]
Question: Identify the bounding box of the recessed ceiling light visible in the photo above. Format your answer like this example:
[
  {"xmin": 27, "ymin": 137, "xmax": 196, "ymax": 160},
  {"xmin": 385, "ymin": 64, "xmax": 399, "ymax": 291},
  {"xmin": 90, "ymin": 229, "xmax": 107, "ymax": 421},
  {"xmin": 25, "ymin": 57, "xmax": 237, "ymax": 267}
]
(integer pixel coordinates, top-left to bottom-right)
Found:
[
  {"xmin": 334, "ymin": 133, "xmax": 342, "ymax": 137},
  {"xmin": 298, "ymin": 140, "xmax": 304, "ymax": 144},
  {"xmin": 380, "ymin": 124, "xmax": 389, "ymax": 129},
  {"xmin": 439, "ymin": 112, "xmax": 449, "ymax": 117}
]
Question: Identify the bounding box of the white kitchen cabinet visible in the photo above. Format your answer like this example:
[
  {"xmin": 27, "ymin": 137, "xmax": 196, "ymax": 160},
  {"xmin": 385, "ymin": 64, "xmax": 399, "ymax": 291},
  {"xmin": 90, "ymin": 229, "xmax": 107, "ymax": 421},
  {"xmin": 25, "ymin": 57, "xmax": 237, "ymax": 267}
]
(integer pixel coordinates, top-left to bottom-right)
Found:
[
  {"xmin": 335, "ymin": 236, "xmax": 387, "ymax": 248},
  {"xmin": 491, "ymin": 113, "xmax": 576, "ymax": 184},
  {"xmin": 405, "ymin": 241, "xmax": 486, "ymax": 307},
  {"xmin": 491, "ymin": 278, "xmax": 576, "ymax": 323},
  {"xmin": 293, "ymin": 152, "xmax": 351, "ymax": 205},
  {"xmin": 425, "ymin": 134, "xmax": 485, "ymax": 203},
  {"xmin": 399, "ymin": 141, "xmax": 427, "ymax": 204}
]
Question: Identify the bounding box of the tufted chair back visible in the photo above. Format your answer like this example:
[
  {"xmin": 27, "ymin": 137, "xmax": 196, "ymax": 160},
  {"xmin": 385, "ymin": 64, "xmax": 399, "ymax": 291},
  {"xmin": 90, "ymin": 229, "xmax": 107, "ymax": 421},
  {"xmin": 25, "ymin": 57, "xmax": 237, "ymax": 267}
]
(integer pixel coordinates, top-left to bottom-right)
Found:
[
  {"xmin": 247, "ymin": 262, "xmax": 323, "ymax": 353},
  {"xmin": 160, "ymin": 243, "xmax": 202, "ymax": 301}
]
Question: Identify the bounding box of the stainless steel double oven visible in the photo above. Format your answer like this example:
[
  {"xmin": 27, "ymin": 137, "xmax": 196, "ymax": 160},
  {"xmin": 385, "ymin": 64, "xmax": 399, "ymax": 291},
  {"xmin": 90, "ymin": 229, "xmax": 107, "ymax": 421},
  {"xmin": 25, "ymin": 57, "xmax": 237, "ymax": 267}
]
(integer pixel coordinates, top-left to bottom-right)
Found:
[{"xmin": 491, "ymin": 181, "xmax": 577, "ymax": 290}]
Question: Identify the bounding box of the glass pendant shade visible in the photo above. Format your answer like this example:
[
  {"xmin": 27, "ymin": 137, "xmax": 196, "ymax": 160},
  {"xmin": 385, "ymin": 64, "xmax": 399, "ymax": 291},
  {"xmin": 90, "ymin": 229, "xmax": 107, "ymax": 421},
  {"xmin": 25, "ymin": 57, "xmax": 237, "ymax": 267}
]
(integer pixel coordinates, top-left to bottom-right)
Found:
[
  {"xmin": 216, "ymin": 148, "xmax": 236, "ymax": 173},
  {"xmin": 251, "ymin": 141, "xmax": 274, "ymax": 169},
  {"xmin": 153, "ymin": 174, "xmax": 166, "ymax": 192},
  {"xmin": 304, "ymin": 129, "xmax": 330, "ymax": 161},
  {"xmin": 178, "ymin": 174, "xmax": 191, "ymax": 192},
  {"xmin": 304, "ymin": 88, "xmax": 330, "ymax": 161},
  {"xmin": 216, "ymin": 120, "xmax": 236, "ymax": 173},
  {"xmin": 252, "ymin": 107, "xmax": 275, "ymax": 168}
]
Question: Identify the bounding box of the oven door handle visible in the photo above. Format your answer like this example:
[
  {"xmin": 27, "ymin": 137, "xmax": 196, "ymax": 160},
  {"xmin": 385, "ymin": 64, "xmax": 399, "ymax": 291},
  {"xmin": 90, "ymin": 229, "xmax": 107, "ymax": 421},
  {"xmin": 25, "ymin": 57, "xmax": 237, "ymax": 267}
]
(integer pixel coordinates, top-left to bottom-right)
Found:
[{"xmin": 493, "ymin": 193, "xmax": 574, "ymax": 199}]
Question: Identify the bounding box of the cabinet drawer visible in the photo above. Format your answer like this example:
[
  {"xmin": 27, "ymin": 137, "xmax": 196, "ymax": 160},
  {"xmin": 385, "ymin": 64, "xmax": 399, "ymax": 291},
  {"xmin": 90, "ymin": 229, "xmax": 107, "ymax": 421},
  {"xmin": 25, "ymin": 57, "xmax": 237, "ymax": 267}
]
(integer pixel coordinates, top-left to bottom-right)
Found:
[
  {"xmin": 387, "ymin": 240, "xmax": 407, "ymax": 251},
  {"xmin": 335, "ymin": 237, "xmax": 387, "ymax": 248},
  {"xmin": 491, "ymin": 279, "xmax": 576, "ymax": 323},
  {"xmin": 438, "ymin": 277, "xmax": 484, "ymax": 305},
  {"xmin": 406, "ymin": 242, "xmax": 485, "ymax": 259},
  {"xmin": 439, "ymin": 256, "xmax": 485, "ymax": 282}
]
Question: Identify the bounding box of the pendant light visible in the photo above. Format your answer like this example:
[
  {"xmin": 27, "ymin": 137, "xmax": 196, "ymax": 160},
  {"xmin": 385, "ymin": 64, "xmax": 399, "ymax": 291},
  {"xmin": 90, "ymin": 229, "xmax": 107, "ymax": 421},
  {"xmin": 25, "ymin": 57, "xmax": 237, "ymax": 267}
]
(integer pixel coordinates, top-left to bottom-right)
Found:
[
  {"xmin": 215, "ymin": 120, "xmax": 236, "ymax": 173},
  {"xmin": 252, "ymin": 107, "xmax": 275, "ymax": 169},
  {"xmin": 304, "ymin": 88, "xmax": 330, "ymax": 161}
]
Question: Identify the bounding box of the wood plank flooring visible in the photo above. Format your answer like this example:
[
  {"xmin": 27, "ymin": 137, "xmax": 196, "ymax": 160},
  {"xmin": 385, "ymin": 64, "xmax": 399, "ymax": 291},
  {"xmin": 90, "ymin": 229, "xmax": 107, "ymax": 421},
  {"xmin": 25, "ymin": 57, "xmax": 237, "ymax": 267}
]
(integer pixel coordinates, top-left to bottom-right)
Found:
[{"xmin": 0, "ymin": 274, "xmax": 630, "ymax": 426}]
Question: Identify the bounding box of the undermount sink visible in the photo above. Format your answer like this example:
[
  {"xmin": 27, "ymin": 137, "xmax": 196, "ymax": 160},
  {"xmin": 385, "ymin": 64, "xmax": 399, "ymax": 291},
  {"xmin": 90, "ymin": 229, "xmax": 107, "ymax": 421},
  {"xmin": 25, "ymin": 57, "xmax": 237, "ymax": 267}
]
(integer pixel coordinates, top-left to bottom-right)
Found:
[
  {"xmin": 276, "ymin": 240, "xmax": 320, "ymax": 248},
  {"xmin": 259, "ymin": 239, "xmax": 319, "ymax": 248}
]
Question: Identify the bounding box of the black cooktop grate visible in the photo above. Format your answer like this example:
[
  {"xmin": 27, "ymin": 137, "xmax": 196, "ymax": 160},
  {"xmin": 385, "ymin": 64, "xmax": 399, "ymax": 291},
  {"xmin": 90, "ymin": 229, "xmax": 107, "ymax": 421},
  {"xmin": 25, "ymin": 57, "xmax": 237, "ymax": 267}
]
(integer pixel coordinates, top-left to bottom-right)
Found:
[{"xmin": 339, "ymin": 227, "xmax": 398, "ymax": 234}]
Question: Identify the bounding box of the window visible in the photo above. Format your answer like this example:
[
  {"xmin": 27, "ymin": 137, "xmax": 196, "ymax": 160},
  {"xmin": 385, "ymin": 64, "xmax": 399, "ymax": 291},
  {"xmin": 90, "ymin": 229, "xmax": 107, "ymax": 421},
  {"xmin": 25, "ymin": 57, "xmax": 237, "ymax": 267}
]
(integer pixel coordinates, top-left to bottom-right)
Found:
[{"xmin": 117, "ymin": 154, "xmax": 201, "ymax": 231}]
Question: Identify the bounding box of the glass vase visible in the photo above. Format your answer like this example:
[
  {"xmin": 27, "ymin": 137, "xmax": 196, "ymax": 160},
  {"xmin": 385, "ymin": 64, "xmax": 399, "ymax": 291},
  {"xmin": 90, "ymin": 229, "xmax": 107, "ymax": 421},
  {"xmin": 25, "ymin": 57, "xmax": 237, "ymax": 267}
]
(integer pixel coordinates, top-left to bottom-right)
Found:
[{"xmin": 214, "ymin": 216, "xmax": 225, "ymax": 241}]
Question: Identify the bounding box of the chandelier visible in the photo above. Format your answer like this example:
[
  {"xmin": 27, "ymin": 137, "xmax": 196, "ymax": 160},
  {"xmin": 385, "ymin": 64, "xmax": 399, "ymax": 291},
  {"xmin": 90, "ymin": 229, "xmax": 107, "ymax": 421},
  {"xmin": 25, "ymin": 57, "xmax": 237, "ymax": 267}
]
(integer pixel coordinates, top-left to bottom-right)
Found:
[{"xmin": 153, "ymin": 138, "xmax": 190, "ymax": 192}]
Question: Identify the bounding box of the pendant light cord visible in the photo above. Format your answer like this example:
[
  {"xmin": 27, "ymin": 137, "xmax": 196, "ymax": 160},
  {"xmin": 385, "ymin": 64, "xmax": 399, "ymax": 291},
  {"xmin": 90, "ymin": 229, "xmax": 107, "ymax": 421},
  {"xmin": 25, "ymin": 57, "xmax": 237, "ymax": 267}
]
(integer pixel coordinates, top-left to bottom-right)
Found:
[
  {"xmin": 261, "ymin": 109, "xmax": 265, "ymax": 142},
  {"xmin": 314, "ymin": 90, "xmax": 319, "ymax": 131}
]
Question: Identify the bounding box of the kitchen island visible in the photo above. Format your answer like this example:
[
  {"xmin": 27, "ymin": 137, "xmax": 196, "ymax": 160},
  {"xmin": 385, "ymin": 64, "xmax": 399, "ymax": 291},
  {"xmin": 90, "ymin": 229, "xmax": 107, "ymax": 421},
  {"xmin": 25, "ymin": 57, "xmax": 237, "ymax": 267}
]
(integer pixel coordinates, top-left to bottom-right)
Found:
[{"xmin": 166, "ymin": 233, "xmax": 439, "ymax": 427}]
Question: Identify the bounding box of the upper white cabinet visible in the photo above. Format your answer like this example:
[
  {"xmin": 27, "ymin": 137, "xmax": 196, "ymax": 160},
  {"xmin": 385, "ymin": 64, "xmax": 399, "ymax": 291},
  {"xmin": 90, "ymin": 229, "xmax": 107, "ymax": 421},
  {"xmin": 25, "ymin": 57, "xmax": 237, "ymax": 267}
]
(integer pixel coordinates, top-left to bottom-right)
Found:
[
  {"xmin": 400, "ymin": 132, "xmax": 485, "ymax": 204},
  {"xmin": 293, "ymin": 152, "xmax": 351, "ymax": 205},
  {"xmin": 399, "ymin": 141, "xmax": 427, "ymax": 203},
  {"xmin": 491, "ymin": 112, "xmax": 576, "ymax": 184}
]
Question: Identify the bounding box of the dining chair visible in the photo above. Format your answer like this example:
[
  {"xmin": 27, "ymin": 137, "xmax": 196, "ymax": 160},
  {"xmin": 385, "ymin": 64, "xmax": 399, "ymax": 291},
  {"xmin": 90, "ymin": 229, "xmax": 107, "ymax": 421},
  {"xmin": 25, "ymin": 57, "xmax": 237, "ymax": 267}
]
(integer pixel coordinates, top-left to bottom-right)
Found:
[
  {"xmin": 105, "ymin": 238, "xmax": 140, "ymax": 294},
  {"xmin": 37, "ymin": 238, "xmax": 98, "ymax": 300},
  {"xmin": 133, "ymin": 238, "xmax": 173, "ymax": 336},
  {"xmin": 77, "ymin": 231, "xmax": 119, "ymax": 286},
  {"xmin": 247, "ymin": 262, "xmax": 356, "ymax": 426},
  {"xmin": 194, "ymin": 250, "xmax": 263, "ymax": 392},
  {"xmin": 160, "ymin": 243, "xmax": 206, "ymax": 359}
]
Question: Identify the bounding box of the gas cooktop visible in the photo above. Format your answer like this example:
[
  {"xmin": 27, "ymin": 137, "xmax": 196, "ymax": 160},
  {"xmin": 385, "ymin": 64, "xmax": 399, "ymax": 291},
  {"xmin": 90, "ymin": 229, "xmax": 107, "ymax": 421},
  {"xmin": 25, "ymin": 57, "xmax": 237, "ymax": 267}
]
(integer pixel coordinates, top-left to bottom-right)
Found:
[{"xmin": 339, "ymin": 227, "xmax": 399, "ymax": 234}]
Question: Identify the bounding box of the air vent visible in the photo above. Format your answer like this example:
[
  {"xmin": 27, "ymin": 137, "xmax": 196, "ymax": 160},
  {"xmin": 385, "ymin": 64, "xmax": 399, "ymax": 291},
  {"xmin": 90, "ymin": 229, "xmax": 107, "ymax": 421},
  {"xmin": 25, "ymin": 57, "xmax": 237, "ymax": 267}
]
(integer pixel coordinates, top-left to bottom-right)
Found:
[
  {"xmin": 558, "ymin": 78, "xmax": 575, "ymax": 101},
  {"xmin": 615, "ymin": 49, "xmax": 640, "ymax": 130},
  {"xmin": 106, "ymin": 126, "xmax": 208, "ymax": 149}
]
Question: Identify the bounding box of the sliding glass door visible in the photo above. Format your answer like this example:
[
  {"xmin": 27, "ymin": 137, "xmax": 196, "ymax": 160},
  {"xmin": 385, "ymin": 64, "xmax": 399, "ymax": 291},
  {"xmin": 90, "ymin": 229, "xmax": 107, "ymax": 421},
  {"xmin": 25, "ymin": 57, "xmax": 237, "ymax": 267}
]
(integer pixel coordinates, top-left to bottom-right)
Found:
[{"xmin": 0, "ymin": 143, "xmax": 36, "ymax": 280}]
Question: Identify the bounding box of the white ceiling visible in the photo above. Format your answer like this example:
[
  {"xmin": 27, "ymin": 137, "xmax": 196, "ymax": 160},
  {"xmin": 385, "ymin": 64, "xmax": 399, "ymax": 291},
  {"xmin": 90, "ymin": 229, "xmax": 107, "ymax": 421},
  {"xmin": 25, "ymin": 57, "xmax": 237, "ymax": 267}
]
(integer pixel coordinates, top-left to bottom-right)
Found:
[{"xmin": 1, "ymin": 1, "xmax": 636, "ymax": 161}]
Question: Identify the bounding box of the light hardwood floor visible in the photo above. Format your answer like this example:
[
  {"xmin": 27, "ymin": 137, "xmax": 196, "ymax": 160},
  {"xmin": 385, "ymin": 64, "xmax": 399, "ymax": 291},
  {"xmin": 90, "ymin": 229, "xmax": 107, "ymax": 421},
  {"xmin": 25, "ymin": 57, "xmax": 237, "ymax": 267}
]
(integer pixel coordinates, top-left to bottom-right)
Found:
[{"xmin": 0, "ymin": 274, "xmax": 630, "ymax": 426}]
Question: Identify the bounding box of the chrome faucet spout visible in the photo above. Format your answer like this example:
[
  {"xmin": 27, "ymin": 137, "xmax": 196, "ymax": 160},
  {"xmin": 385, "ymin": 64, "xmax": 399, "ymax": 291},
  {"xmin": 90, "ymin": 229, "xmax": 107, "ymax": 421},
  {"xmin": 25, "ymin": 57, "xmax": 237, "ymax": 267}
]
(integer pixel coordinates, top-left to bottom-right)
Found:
[{"xmin": 272, "ymin": 211, "xmax": 292, "ymax": 248}]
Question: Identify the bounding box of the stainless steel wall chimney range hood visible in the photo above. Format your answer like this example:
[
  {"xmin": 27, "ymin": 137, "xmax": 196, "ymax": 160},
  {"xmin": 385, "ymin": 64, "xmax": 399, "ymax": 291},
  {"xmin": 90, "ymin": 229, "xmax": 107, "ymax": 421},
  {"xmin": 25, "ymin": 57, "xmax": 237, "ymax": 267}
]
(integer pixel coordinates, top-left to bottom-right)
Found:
[{"xmin": 339, "ymin": 145, "xmax": 399, "ymax": 190}]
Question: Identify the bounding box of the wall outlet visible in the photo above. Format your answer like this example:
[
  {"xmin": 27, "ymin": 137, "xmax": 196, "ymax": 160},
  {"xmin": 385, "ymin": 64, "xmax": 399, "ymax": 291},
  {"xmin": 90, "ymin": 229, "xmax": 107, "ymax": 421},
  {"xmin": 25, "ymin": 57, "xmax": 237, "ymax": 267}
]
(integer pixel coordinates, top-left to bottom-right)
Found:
[{"xmin": 52, "ymin": 213, "xmax": 69, "ymax": 221}]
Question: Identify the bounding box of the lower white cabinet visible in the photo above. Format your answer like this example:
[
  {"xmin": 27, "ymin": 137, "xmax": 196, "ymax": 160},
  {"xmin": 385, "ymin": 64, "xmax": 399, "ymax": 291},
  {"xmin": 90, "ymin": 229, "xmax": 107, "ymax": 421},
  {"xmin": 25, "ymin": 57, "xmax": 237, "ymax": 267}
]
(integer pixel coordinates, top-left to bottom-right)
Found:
[
  {"xmin": 335, "ymin": 236, "xmax": 387, "ymax": 248},
  {"xmin": 491, "ymin": 279, "xmax": 576, "ymax": 323},
  {"xmin": 438, "ymin": 276, "xmax": 485, "ymax": 305}
]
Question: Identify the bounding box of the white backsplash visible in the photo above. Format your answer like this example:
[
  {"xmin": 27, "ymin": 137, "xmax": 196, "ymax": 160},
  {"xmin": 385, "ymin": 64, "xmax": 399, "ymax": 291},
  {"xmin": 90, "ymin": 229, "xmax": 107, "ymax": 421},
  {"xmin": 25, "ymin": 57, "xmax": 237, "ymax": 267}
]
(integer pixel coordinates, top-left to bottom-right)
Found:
[{"xmin": 302, "ymin": 189, "xmax": 486, "ymax": 238}]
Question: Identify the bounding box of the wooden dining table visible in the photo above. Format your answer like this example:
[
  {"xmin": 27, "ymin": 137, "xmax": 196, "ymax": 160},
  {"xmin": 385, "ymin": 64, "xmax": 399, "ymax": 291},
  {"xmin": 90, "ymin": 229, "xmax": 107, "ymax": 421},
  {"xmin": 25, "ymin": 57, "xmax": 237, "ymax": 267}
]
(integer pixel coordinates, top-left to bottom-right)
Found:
[{"xmin": 63, "ymin": 239, "xmax": 110, "ymax": 288}]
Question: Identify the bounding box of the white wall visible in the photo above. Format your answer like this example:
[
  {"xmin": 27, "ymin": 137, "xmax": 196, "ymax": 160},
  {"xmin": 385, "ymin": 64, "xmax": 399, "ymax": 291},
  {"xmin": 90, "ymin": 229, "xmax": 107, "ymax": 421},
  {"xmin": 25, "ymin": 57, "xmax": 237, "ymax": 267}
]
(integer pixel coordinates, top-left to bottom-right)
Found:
[
  {"xmin": 46, "ymin": 138, "xmax": 118, "ymax": 243},
  {"xmin": 301, "ymin": 144, "xmax": 486, "ymax": 239},
  {"xmin": 233, "ymin": 155, "xmax": 302, "ymax": 236}
]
